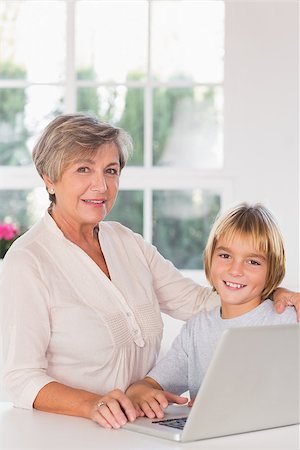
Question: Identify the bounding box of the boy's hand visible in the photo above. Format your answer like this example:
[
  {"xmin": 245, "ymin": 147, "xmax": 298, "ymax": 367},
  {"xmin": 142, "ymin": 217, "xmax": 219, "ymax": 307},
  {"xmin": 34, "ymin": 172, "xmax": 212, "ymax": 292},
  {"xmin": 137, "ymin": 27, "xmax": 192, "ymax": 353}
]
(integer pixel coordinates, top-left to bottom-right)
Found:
[
  {"xmin": 188, "ymin": 398, "xmax": 195, "ymax": 407},
  {"xmin": 126, "ymin": 379, "xmax": 188, "ymax": 419},
  {"xmin": 273, "ymin": 288, "xmax": 300, "ymax": 322}
]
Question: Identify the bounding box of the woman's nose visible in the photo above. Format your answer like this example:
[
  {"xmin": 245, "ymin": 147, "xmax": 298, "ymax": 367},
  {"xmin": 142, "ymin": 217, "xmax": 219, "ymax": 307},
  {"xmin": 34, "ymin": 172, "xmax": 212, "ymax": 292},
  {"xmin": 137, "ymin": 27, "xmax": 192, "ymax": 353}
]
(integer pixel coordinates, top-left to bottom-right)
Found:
[{"xmin": 91, "ymin": 173, "xmax": 107, "ymax": 192}]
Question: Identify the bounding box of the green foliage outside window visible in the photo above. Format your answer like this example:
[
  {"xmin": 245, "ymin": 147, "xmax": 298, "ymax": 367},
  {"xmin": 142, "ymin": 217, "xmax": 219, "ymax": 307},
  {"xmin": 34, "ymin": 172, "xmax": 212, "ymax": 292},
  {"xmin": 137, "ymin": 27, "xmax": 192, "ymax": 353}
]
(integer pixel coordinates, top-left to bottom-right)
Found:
[
  {"xmin": 153, "ymin": 85, "xmax": 193, "ymax": 165},
  {"xmin": 106, "ymin": 190, "xmax": 143, "ymax": 235},
  {"xmin": 0, "ymin": 190, "xmax": 32, "ymax": 234},
  {"xmin": 0, "ymin": 62, "xmax": 30, "ymax": 166},
  {"xmin": 118, "ymin": 81, "xmax": 144, "ymax": 166},
  {"xmin": 153, "ymin": 191, "xmax": 220, "ymax": 270},
  {"xmin": 0, "ymin": 60, "xmax": 33, "ymax": 230},
  {"xmin": 77, "ymin": 67, "xmax": 99, "ymax": 115}
]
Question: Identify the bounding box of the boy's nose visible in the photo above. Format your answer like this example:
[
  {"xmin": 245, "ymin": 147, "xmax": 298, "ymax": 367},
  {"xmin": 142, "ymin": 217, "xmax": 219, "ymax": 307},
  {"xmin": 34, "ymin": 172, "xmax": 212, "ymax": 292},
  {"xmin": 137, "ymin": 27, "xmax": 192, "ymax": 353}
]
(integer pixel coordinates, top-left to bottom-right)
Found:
[{"xmin": 228, "ymin": 260, "xmax": 243, "ymax": 276}]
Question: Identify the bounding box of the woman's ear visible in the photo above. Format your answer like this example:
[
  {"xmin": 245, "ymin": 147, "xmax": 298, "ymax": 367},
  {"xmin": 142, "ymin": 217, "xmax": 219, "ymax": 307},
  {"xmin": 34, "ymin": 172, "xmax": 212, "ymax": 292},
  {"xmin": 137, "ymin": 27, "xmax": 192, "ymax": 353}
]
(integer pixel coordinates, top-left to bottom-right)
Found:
[{"xmin": 43, "ymin": 174, "xmax": 54, "ymax": 192}]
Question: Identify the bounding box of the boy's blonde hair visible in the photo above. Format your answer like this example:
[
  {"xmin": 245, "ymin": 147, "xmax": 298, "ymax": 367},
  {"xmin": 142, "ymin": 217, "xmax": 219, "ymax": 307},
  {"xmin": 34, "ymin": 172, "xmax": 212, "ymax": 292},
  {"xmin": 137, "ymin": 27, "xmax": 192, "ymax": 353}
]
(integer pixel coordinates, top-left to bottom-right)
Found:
[{"xmin": 204, "ymin": 203, "xmax": 285, "ymax": 300}]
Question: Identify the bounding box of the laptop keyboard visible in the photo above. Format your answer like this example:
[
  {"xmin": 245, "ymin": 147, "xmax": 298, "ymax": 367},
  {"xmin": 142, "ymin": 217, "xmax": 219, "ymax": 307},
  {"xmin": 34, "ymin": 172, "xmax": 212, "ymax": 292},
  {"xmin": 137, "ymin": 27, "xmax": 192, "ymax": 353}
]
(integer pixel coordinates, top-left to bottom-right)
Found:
[{"xmin": 153, "ymin": 417, "xmax": 187, "ymax": 430}]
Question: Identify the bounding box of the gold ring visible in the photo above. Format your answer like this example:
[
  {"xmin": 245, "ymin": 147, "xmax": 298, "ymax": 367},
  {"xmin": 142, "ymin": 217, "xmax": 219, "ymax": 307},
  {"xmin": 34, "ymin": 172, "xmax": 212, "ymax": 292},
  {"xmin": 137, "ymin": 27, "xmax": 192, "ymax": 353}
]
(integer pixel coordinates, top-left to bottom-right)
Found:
[{"xmin": 96, "ymin": 400, "xmax": 106, "ymax": 409}]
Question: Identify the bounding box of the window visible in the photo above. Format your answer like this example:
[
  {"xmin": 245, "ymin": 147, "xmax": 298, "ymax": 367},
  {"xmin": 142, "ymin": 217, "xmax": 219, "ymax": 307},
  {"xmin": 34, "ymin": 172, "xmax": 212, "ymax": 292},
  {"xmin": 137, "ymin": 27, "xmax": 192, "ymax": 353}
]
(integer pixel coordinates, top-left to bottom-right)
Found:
[{"xmin": 0, "ymin": 0, "xmax": 227, "ymax": 277}]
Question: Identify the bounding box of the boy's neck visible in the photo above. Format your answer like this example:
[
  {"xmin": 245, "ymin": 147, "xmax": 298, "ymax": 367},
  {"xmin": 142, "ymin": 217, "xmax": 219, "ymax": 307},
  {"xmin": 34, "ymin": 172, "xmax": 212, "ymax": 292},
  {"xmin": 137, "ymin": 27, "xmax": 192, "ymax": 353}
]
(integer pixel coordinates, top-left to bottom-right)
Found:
[{"xmin": 220, "ymin": 298, "xmax": 263, "ymax": 319}]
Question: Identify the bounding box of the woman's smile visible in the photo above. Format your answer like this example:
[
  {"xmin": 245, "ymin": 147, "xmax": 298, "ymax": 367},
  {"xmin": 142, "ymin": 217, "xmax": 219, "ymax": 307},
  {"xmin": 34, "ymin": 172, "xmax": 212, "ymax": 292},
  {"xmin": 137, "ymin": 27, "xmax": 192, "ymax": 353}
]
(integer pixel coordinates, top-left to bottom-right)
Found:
[{"xmin": 81, "ymin": 198, "xmax": 106, "ymax": 206}]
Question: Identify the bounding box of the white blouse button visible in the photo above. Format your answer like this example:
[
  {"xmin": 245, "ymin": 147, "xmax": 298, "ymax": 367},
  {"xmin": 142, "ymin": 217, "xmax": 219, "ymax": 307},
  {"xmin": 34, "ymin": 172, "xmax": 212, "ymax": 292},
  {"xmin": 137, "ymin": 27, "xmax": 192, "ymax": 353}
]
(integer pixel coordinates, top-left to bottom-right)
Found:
[{"xmin": 134, "ymin": 336, "xmax": 145, "ymax": 347}]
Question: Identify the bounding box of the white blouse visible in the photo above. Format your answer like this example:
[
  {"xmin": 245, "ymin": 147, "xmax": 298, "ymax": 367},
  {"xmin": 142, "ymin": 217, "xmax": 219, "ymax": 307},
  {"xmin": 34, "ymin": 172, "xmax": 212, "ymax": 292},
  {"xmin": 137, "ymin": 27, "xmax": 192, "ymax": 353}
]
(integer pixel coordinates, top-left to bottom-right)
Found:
[{"xmin": 0, "ymin": 212, "xmax": 219, "ymax": 409}]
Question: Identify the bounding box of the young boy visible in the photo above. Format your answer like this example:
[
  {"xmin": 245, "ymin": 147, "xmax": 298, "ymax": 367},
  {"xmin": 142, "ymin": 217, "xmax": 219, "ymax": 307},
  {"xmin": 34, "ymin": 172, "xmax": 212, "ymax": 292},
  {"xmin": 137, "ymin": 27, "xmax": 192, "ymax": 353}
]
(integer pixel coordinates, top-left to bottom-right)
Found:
[{"xmin": 126, "ymin": 203, "xmax": 297, "ymax": 420}]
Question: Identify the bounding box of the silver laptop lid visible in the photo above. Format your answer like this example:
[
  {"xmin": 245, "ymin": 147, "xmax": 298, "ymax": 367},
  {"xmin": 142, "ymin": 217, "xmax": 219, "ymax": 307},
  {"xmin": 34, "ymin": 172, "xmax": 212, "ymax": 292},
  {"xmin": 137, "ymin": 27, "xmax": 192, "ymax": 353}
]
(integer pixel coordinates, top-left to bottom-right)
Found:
[{"xmin": 182, "ymin": 324, "xmax": 300, "ymax": 441}]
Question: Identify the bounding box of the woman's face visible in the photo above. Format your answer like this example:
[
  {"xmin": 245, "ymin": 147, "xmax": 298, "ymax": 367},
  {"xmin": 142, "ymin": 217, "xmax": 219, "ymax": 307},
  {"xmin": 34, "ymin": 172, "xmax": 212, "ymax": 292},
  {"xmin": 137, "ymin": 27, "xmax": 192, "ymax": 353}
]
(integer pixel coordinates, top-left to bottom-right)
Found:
[{"xmin": 46, "ymin": 143, "xmax": 120, "ymax": 228}]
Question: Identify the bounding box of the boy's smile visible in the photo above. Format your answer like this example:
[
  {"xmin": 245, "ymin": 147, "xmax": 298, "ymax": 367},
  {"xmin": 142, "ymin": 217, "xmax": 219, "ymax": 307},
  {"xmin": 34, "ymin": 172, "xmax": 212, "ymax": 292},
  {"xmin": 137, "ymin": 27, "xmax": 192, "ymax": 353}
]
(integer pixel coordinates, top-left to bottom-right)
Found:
[
  {"xmin": 223, "ymin": 281, "xmax": 246, "ymax": 289},
  {"xmin": 211, "ymin": 233, "xmax": 268, "ymax": 319}
]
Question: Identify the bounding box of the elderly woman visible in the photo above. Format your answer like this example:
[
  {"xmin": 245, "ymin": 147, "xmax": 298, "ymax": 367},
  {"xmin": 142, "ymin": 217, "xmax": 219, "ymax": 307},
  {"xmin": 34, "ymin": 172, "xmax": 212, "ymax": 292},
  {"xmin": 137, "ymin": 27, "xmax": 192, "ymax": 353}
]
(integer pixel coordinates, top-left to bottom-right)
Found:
[{"xmin": 0, "ymin": 114, "xmax": 298, "ymax": 430}]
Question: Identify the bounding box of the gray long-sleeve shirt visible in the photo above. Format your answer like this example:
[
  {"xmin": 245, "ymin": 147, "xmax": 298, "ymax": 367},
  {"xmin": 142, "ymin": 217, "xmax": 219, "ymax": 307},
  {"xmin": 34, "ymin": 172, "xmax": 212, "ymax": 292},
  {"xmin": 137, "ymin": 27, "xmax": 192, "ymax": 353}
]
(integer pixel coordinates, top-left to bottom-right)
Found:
[{"xmin": 148, "ymin": 299, "xmax": 297, "ymax": 399}]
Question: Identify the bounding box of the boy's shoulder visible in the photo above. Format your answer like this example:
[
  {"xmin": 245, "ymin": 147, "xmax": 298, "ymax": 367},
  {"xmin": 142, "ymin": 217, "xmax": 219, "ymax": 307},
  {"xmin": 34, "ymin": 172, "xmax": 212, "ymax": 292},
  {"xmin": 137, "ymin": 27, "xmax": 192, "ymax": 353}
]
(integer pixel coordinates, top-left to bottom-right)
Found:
[
  {"xmin": 260, "ymin": 299, "xmax": 297, "ymax": 324},
  {"xmin": 184, "ymin": 300, "xmax": 297, "ymax": 331}
]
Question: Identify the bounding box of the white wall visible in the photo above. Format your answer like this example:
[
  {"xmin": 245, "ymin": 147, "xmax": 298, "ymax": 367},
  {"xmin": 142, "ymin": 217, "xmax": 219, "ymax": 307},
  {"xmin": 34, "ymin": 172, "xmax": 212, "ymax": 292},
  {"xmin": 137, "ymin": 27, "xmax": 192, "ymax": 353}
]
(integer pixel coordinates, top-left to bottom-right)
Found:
[
  {"xmin": 224, "ymin": 0, "xmax": 299, "ymax": 291},
  {"xmin": 161, "ymin": 0, "xmax": 299, "ymax": 355}
]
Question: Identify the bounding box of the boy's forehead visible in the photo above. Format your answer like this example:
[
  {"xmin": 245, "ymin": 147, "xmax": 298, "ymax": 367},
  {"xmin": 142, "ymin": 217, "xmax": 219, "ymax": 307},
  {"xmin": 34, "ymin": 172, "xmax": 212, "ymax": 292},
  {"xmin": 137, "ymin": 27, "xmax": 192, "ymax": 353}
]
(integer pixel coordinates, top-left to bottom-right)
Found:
[{"xmin": 217, "ymin": 231, "xmax": 266, "ymax": 254}]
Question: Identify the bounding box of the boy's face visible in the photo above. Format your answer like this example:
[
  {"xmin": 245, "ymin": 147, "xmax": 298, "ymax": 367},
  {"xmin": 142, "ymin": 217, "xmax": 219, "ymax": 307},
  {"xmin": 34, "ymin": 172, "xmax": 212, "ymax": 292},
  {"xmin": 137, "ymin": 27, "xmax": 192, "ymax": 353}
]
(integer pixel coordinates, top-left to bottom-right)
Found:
[{"xmin": 210, "ymin": 233, "xmax": 268, "ymax": 318}]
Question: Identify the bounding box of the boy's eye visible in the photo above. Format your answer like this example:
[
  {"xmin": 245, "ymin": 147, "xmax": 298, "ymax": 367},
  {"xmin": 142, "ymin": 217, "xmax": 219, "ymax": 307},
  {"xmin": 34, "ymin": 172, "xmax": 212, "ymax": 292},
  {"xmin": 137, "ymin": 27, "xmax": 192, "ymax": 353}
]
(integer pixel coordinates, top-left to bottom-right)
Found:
[
  {"xmin": 219, "ymin": 253, "xmax": 230, "ymax": 259},
  {"xmin": 248, "ymin": 259, "xmax": 261, "ymax": 266}
]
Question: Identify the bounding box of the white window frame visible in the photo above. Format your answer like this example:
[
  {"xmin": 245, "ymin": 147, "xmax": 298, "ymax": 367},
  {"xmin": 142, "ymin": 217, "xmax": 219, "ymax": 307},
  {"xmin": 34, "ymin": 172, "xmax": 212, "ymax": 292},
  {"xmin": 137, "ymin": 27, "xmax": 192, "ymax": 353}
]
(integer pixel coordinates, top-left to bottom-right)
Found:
[{"xmin": 0, "ymin": 0, "xmax": 230, "ymax": 279}]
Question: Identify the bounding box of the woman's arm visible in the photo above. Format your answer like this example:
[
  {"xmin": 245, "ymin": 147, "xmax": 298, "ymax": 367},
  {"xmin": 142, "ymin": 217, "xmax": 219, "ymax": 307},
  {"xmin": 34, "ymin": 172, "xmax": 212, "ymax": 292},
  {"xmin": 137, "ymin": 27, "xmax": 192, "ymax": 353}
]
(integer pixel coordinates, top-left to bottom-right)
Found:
[
  {"xmin": 131, "ymin": 231, "xmax": 219, "ymax": 320},
  {"xmin": 34, "ymin": 382, "xmax": 137, "ymax": 429}
]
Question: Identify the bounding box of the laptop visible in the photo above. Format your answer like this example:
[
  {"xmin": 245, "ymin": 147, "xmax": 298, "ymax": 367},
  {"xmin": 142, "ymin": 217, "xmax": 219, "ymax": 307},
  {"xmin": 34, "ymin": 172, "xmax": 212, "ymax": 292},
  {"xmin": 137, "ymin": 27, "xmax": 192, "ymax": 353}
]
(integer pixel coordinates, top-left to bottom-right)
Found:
[{"xmin": 124, "ymin": 324, "xmax": 300, "ymax": 442}]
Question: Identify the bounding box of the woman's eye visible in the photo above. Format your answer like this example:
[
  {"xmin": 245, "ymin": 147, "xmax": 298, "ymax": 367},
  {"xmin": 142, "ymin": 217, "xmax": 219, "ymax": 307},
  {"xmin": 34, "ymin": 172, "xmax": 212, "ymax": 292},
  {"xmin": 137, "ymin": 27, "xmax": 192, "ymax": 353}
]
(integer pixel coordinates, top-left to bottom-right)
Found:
[
  {"xmin": 77, "ymin": 167, "xmax": 90, "ymax": 173},
  {"xmin": 106, "ymin": 168, "xmax": 119, "ymax": 175}
]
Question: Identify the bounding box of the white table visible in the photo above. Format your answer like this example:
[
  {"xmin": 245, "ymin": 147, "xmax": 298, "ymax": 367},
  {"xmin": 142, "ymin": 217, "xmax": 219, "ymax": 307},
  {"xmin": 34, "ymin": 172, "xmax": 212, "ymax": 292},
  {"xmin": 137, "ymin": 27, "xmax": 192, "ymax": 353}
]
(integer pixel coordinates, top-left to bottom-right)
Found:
[{"xmin": 1, "ymin": 402, "xmax": 299, "ymax": 450}]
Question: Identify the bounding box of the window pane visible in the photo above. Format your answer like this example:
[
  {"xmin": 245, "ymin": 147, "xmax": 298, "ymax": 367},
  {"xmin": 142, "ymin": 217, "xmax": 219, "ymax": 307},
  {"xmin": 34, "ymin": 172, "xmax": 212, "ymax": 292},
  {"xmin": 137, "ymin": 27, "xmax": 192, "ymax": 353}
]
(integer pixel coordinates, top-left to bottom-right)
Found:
[
  {"xmin": 0, "ymin": 87, "xmax": 30, "ymax": 165},
  {"xmin": 0, "ymin": 1, "xmax": 65, "ymax": 82},
  {"xmin": 0, "ymin": 86, "xmax": 64, "ymax": 166},
  {"xmin": 0, "ymin": 188, "xmax": 48, "ymax": 233},
  {"xmin": 77, "ymin": 86, "xmax": 144, "ymax": 165},
  {"xmin": 151, "ymin": 1, "xmax": 224, "ymax": 83},
  {"xmin": 105, "ymin": 190, "xmax": 143, "ymax": 235},
  {"xmin": 76, "ymin": 1, "xmax": 148, "ymax": 83},
  {"xmin": 153, "ymin": 190, "xmax": 220, "ymax": 270},
  {"xmin": 153, "ymin": 86, "xmax": 223, "ymax": 168}
]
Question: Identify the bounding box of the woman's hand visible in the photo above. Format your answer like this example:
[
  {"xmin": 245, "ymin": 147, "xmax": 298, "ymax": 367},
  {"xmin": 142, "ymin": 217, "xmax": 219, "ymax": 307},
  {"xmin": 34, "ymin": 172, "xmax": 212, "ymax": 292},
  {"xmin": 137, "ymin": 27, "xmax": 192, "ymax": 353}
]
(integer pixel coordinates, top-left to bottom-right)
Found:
[
  {"xmin": 126, "ymin": 379, "xmax": 188, "ymax": 419},
  {"xmin": 90, "ymin": 389, "xmax": 137, "ymax": 429},
  {"xmin": 273, "ymin": 288, "xmax": 300, "ymax": 322}
]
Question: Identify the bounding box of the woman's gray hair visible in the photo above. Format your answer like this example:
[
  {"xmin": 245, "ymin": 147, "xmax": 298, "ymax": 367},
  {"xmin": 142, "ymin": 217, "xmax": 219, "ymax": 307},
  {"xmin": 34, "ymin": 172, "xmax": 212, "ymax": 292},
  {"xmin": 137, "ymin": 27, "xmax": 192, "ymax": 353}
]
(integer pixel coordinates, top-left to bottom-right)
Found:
[{"xmin": 32, "ymin": 113, "xmax": 133, "ymax": 202}]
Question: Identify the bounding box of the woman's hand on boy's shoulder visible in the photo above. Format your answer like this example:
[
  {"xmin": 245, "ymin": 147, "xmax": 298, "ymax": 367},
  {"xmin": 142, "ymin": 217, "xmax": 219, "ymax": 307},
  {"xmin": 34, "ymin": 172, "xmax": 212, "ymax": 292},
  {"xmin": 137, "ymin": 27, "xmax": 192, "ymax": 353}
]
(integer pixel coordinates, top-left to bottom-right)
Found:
[{"xmin": 273, "ymin": 288, "xmax": 300, "ymax": 322}]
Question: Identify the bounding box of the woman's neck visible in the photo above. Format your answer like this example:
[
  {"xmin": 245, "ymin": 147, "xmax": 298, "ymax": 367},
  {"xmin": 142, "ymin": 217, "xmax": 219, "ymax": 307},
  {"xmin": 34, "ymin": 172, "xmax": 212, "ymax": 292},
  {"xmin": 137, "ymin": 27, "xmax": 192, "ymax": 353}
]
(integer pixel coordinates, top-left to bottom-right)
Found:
[{"xmin": 49, "ymin": 207, "xmax": 97, "ymax": 246}]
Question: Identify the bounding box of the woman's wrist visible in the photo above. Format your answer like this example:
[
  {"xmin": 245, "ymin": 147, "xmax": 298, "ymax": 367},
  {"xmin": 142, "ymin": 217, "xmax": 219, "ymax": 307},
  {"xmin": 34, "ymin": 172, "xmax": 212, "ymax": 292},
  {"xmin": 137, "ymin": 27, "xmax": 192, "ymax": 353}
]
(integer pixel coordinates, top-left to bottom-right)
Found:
[{"xmin": 81, "ymin": 393, "xmax": 102, "ymax": 419}]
